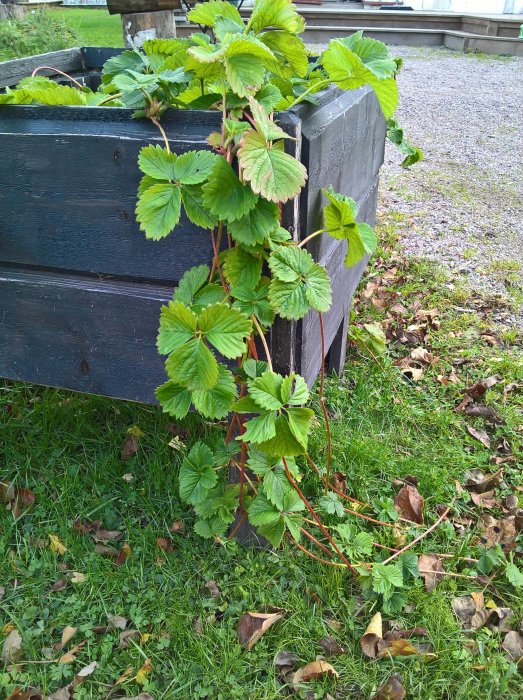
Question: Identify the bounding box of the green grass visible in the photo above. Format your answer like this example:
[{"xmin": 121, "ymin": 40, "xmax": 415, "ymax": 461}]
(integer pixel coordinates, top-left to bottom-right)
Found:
[
  {"xmin": 1, "ymin": 216, "xmax": 522, "ymax": 698},
  {"xmin": 49, "ymin": 8, "xmax": 123, "ymax": 48},
  {"xmin": 0, "ymin": 7, "xmax": 122, "ymax": 61}
]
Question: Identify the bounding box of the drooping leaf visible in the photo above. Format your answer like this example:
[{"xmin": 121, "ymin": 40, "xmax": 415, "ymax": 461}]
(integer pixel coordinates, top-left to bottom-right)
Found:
[
  {"xmin": 188, "ymin": 0, "xmax": 243, "ymax": 27},
  {"xmin": 222, "ymin": 246, "xmax": 263, "ymax": 290},
  {"xmin": 238, "ymin": 131, "xmax": 306, "ymax": 203},
  {"xmin": 136, "ymin": 183, "xmax": 181, "ymax": 240},
  {"xmin": 224, "ymin": 36, "xmax": 275, "ymax": 98},
  {"xmin": 227, "ymin": 198, "xmax": 280, "ymax": 247},
  {"xmin": 248, "ymin": 97, "xmax": 290, "ymax": 141},
  {"xmin": 179, "ymin": 442, "xmax": 218, "ymax": 505},
  {"xmin": 202, "ymin": 157, "xmax": 258, "ymax": 222},
  {"xmin": 259, "ymin": 30, "xmax": 308, "ymax": 78},
  {"xmin": 192, "ymin": 364, "xmax": 238, "ymax": 419},
  {"xmin": 286, "ymin": 406, "xmax": 314, "ymax": 448},
  {"xmin": 156, "ymin": 380, "xmax": 192, "ymax": 419},
  {"xmin": 248, "ymin": 0, "xmax": 305, "ymax": 34}
]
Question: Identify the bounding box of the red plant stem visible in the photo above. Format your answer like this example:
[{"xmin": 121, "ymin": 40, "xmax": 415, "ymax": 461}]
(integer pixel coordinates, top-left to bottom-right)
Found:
[
  {"xmin": 249, "ymin": 336, "xmax": 259, "ymax": 360},
  {"xmin": 210, "ymin": 226, "xmax": 228, "ymax": 292},
  {"xmin": 300, "ymin": 528, "xmax": 333, "ymax": 557},
  {"xmin": 282, "ymin": 457, "xmax": 357, "ymax": 573},
  {"xmin": 286, "ymin": 534, "xmax": 345, "ymax": 568},
  {"xmin": 239, "ymin": 440, "xmax": 246, "ymax": 508},
  {"xmin": 31, "ymin": 65, "xmax": 86, "ymax": 90},
  {"xmin": 151, "ymin": 117, "xmax": 170, "ymax": 153},
  {"xmin": 381, "ymin": 507, "xmax": 451, "ymax": 565},
  {"xmin": 318, "ymin": 313, "xmax": 331, "ymax": 495},
  {"xmin": 304, "ymin": 453, "xmax": 366, "ymax": 506}
]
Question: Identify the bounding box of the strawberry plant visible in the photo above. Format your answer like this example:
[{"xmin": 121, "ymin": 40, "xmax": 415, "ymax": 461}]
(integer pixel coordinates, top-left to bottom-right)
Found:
[{"xmin": 1, "ymin": 0, "xmax": 422, "ymax": 571}]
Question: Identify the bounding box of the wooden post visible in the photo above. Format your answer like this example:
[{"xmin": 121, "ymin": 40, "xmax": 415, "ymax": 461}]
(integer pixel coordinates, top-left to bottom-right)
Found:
[
  {"xmin": 121, "ymin": 10, "xmax": 177, "ymax": 48},
  {"xmin": 106, "ymin": 0, "xmax": 181, "ymax": 49}
]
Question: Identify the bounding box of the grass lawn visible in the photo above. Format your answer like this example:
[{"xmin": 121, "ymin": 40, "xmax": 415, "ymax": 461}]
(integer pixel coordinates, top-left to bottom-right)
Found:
[
  {"xmin": 49, "ymin": 8, "xmax": 123, "ymax": 48},
  {"xmin": 1, "ymin": 212, "xmax": 522, "ymax": 698}
]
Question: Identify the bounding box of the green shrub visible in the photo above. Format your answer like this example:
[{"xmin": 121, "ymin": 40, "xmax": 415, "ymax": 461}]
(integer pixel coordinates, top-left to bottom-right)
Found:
[{"xmin": 0, "ymin": 8, "xmax": 79, "ymax": 61}]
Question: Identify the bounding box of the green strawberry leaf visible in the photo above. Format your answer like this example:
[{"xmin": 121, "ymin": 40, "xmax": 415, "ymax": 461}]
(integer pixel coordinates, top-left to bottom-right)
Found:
[
  {"xmin": 179, "ymin": 441, "xmax": 218, "ymax": 505},
  {"xmin": 165, "ymin": 337, "xmax": 218, "ymax": 390},
  {"xmin": 157, "ymin": 301, "xmax": 198, "ymax": 355},
  {"xmin": 155, "ymin": 380, "xmax": 192, "ymax": 419},
  {"xmin": 248, "ymin": 0, "xmax": 305, "ymax": 34},
  {"xmin": 227, "ymin": 198, "xmax": 280, "ymax": 247},
  {"xmin": 173, "ymin": 150, "xmax": 218, "ymax": 184},
  {"xmin": 188, "ymin": 0, "xmax": 242, "ymax": 27},
  {"xmin": 181, "ymin": 184, "xmax": 219, "ymax": 230},
  {"xmin": 238, "ymin": 131, "xmax": 306, "ymax": 203},
  {"xmin": 222, "ymin": 246, "xmax": 263, "ymax": 290},
  {"xmin": 286, "ymin": 406, "xmax": 314, "ymax": 448},
  {"xmin": 268, "ymin": 277, "xmax": 310, "ymax": 320},
  {"xmin": 242, "ymin": 411, "xmax": 278, "ymax": 444},
  {"xmin": 192, "ymin": 364, "xmax": 238, "ymax": 419},
  {"xmin": 248, "ymin": 371, "xmax": 284, "ymax": 410},
  {"xmin": 202, "ymin": 157, "xmax": 258, "ymax": 223},
  {"xmin": 198, "ymin": 303, "xmax": 252, "ymax": 359},
  {"xmin": 136, "ymin": 183, "xmax": 181, "ymax": 240},
  {"xmin": 138, "ymin": 144, "xmax": 178, "ymax": 180},
  {"xmin": 341, "ymin": 32, "xmax": 397, "ymax": 79}
]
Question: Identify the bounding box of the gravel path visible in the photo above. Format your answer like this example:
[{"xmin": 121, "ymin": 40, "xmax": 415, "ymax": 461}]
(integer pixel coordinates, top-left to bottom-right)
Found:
[{"xmin": 379, "ymin": 47, "xmax": 523, "ymax": 326}]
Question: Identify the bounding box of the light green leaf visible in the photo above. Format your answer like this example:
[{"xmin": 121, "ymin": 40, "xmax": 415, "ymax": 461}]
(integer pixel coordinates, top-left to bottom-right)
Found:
[
  {"xmin": 248, "ymin": 0, "xmax": 305, "ymax": 34},
  {"xmin": 371, "ymin": 563, "xmax": 404, "ymax": 598},
  {"xmin": 238, "ymin": 131, "xmax": 306, "ymax": 203},
  {"xmin": 268, "ymin": 246, "xmax": 313, "ymax": 282},
  {"xmin": 248, "ymin": 96, "xmax": 290, "ymax": 141},
  {"xmin": 322, "ymin": 187, "xmax": 358, "ymax": 240},
  {"xmin": 232, "ymin": 395, "xmax": 265, "ymax": 413},
  {"xmin": 255, "ymin": 83, "xmax": 283, "ymax": 112},
  {"xmin": 263, "ymin": 468, "xmax": 293, "ymax": 511},
  {"xmin": 227, "ymin": 198, "xmax": 280, "ymax": 247},
  {"xmin": 136, "ymin": 183, "xmax": 181, "ymax": 240},
  {"xmin": 224, "ymin": 35, "xmax": 275, "ymax": 98},
  {"xmin": 341, "ymin": 32, "xmax": 397, "ymax": 79},
  {"xmin": 242, "ymin": 411, "xmax": 278, "ymax": 444},
  {"xmin": 173, "ymin": 150, "xmax": 218, "ymax": 184},
  {"xmin": 222, "ymin": 246, "xmax": 263, "ymax": 290},
  {"xmin": 165, "ymin": 337, "xmax": 218, "ymax": 390},
  {"xmin": 188, "ymin": 0, "xmax": 243, "ymax": 27},
  {"xmin": 319, "ymin": 492, "xmax": 345, "ymax": 518},
  {"xmin": 194, "ymin": 516, "xmax": 229, "ymax": 538},
  {"xmin": 214, "ymin": 15, "xmax": 245, "ymax": 41},
  {"xmin": 287, "ymin": 374, "xmax": 310, "ymax": 406},
  {"xmin": 242, "ymin": 359, "xmax": 270, "ymax": 380},
  {"xmin": 202, "ymin": 157, "xmax": 258, "ymax": 223},
  {"xmin": 172, "ymin": 265, "xmax": 210, "ymax": 307},
  {"xmin": 305, "ymin": 263, "xmax": 332, "ymax": 312},
  {"xmin": 21, "ymin": 85, "xmax": 88, "ymax": 106},
  {"xmin": 268, "ymin": 277, "xmax": 309, "ymax": 320},
  {"xmin": 286, "ymin": 407, "xmax": 314, "ymax": 449},
  {"xmin": 179, "ymin": 442, "xmax": 218, "ymax": 505},
  {"xmin": 157, "ymin": 300, "xmax": 198, "ymax": 355},
  {"xmin": 138, "ymin": 175, "xmax": 158, "ymax": 197},
  {"xmin": 181, "ymin": 184, "xmax": 219, "ymax": 230},
  {"xmin": 102, "ymin": 50, "xmax": 146, "ymax": 83},
  {"xmin": 138, "ymin": 144, "xmax": 178, "ymax": 180},
  {"xmin": 358, "ymin": 223, "xmax": 378, "ymax": 255},
  {"xmin": 155, "ymin": 380, "xmax": 192, "ymax": 419},
  {"xmin": 284, "ymin": 513, "xmax": 303, "ymax": 543},
  {"xmin": 248, "ymin": 371, "xmax": 284, "ymax": 410},
  {"xmin": 505, "ymin": 562, "xmax": 523, "ymax": 587},
  {"xmin": 231, "ymin": 278, "xmax": 275, "ymax": 328},
  {"xmin": 256, "ymin": 414, "xmax": 306, "ymax": 456},
  {"xmin": 198, "ymin": 303, "xmax": 252, "ymax": 359},
  {"xmin": 192, "ymin": 364, "xmax": 238, "ymax": 419},
  {"xmin": 248, "ymin": 493, "xmax": 280, "ymax": 526},
  {"xmin": 259, "ymin": 30, "xmax": 308, "ymax": 78}
]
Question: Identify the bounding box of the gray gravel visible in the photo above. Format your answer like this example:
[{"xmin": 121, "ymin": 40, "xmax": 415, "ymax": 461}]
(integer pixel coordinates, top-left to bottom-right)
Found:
[
  {"xmin": 310, "ymin": 44, "xmax": 523, "ymax": 325},
  {"xmin": 379, "ymin": 46, "xmax": 523, "ymax": 325}
]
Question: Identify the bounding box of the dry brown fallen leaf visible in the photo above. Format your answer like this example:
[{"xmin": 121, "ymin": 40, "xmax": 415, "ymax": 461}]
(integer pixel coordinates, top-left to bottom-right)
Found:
[
  {"xmin": 108, "ymin": 614, "xmax": 128, "ymax": 631},
  {"xmin": 156, "ymin": 537, "xmax": 174, "ymax": 553},
  {"xmin": 361, "ymin": 612, "xmax": 383, "ymax": 658},
  {"xmin": 120, "ymin": 629, "xmax": 141, "ymax": 649},
  {"xmin": 55, "ymin": 626, "xmax": 77, "ymax": 651},
  {"xmin": 121, "ymin": 426, "xmax": 143, "ymax": 461},
  {"xmin": 2, "ymin": 629, "xmax": 22, "ymax": 664},
  {"xmin": 372, "ymin": 673, "xmax": 406, "ymax": 700},
  {"xmin": 476, "ymin": 514, "xmax": 516, "ymax": 550},
  {"xmin": 318, "ymin": 636, "xmax": 347, "ymax": 657},
  {"xmin": 464, "ymin": 404, "xmax": 503, "ymax": 424},
  {"xmin": 466, "ymin": 426, "xmax": 491, "ymax": 450},
  {"xmin": 410, "ymin": 347, "xmax": 437, "ymax": 365},
  {"xmin": 237, "ymin": 609, "xmax": 283, "ymax": 649},
  {"xmin": 467, "ymin": 376, "xmax": 499, "ymax": 400},
  {"xmin": 58, "ymin": 641, "xmax": 86, "ymax": 664},
  {"xmin": 332, "ymin": 471, "xmax": 347, "ymax": 494},
  {"xmin": 395, "ymin": 357, "xmax": 424, "ymax": 381},
  {"xmin": 6, "ymin": 689, "xmax": 43, "ymax": 700},
  {"xmin": 418, "ymin": 554, "xmax": 445, "ymax": 592},
  {"xmin": 170, "ymin": 519, "xmax": 185, "ymax": 534},
  {"xmin": 292, "ymin": 659, "xmax": 339, "ymax": 684},
  {"xmin": 204, "ymin": 580, "xmax": 221, "ymax": 598},
  {"xmin": 394, "ymin": 484, "xmax": 424, "ymax": 524},
  {"xmin": 274, "ymin": 650, "xmax": 299, "ymax": 675},
  {"xmin": 502, "ymin": 630, "xmax": 523, "ymax": 667},
  {"xmin": 464, "ymin": 468, "xmax": 503, "ymax": 494}
]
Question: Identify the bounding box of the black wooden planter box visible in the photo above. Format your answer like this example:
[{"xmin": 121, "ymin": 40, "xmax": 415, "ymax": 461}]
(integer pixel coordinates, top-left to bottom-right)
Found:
[{"xmin": 0, "ymin": 48, "xmax": 386, "ymax": 403}]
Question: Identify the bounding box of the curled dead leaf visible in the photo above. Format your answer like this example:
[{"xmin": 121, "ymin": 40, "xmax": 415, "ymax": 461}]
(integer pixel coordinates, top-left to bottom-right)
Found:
[
  {"xmin": 108, "ymin": 614, "xmax": 128, "ymax": 631},
  {"xmin": 274, "ymin": 650, "xmax": 299, "ymax": 675},
  {"xmin": 466, "ymin": 425, "xmax": 491, "ymax": 449},
  {"xmin": 292, "ymin": 659, "xmax": 339, "ymax": 684},
  {"xmin": 418, "ymin": 554, "xmax": 444, "ymax": 592},
  {"xmin": 204, "ymin": 580, "xmax": 221, "ymax": 598},
  {"xmin": 361, "ymin": 612, "xmax": 382, "ymax": 658},
  {"xmin": 318, "ymin": 635, "xmax": 347, "ymax": 657},
  {"xmin": 120, "ymin": 629, "xmax": 141, "ymax": 649},
  {"xmin": 394, "ymin": 484, "xmax": 424, "ymax": 524},
  {"xmin": 237, "ymin": 609, "xmax": 283, "ymax": 649},
  {"xmin": 464, "ymin": 468, "xmax": 503, "ymax": 494},
  {"xmin": 502, "ymin": 631, "xmax": 523, "ymax": 667},
  {"xmin": 156, "ymin": 537, "xmax": 174, "ymax": 553},
  {"xmin": 372, "ymin": 673, "xmax": 406, "ymax": 700}
]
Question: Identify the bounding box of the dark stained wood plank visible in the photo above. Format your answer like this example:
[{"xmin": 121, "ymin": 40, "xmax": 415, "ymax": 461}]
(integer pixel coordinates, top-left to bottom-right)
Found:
[
  {"xmin": 107, "ymin": 0, "xmax": 181, "ymax": 15},
  {"xmin": 0, "ymin": 49, "xmax": 83, "ymax": 89}
]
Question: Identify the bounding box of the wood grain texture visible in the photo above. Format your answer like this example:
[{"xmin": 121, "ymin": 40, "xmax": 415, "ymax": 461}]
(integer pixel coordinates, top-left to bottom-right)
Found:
[
  {"xmin": 0, "ymin": 51, "xmax": 386, "ymax": 402},
  {"xmin": 121, "ymin": 10, "xmax": 177, "ymax": 48},
  {"xmin": 0, "ymin": 48, "xmax": 83, "ymax": 89},
  {"xmin": 107, "ymin": 0, "xmax": 181, "ymax": 14}
]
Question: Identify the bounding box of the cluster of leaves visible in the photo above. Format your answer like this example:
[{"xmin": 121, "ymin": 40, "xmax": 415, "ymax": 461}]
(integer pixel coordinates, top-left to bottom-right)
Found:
[{"xmin": 0, "ymin": 0, "xmax": 420, "ymax": 554}]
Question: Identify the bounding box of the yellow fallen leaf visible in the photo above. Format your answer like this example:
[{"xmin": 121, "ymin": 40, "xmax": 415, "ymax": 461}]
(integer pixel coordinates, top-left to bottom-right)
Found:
[
  {"xmin": 71, "ymin": 572, "xmax": 87, "ymax": 584},
  {"xmin": 2, "ymin": 623, "xmax": 16, "ymax": 636},
  {"xmin": 360, "ymin": 612, "xmax": 383, "ymax": 658},
  {"xmin": 49, "ymin": 534, "xmax": 67, "ymax": 555},
  {"xmin": 60, "ymin": 626, "xmax": 77, "ymax": 648},
  {"xmin": 140, "ymin": 632, "xmax": 151, "ymax": 645},
  {"xmin": 135, "ymin": 658, "xmax": 152, "ymax": 684},
  {"xmin": 127, "ymin": 425, "xmax": 144, "ymax": 437}
]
